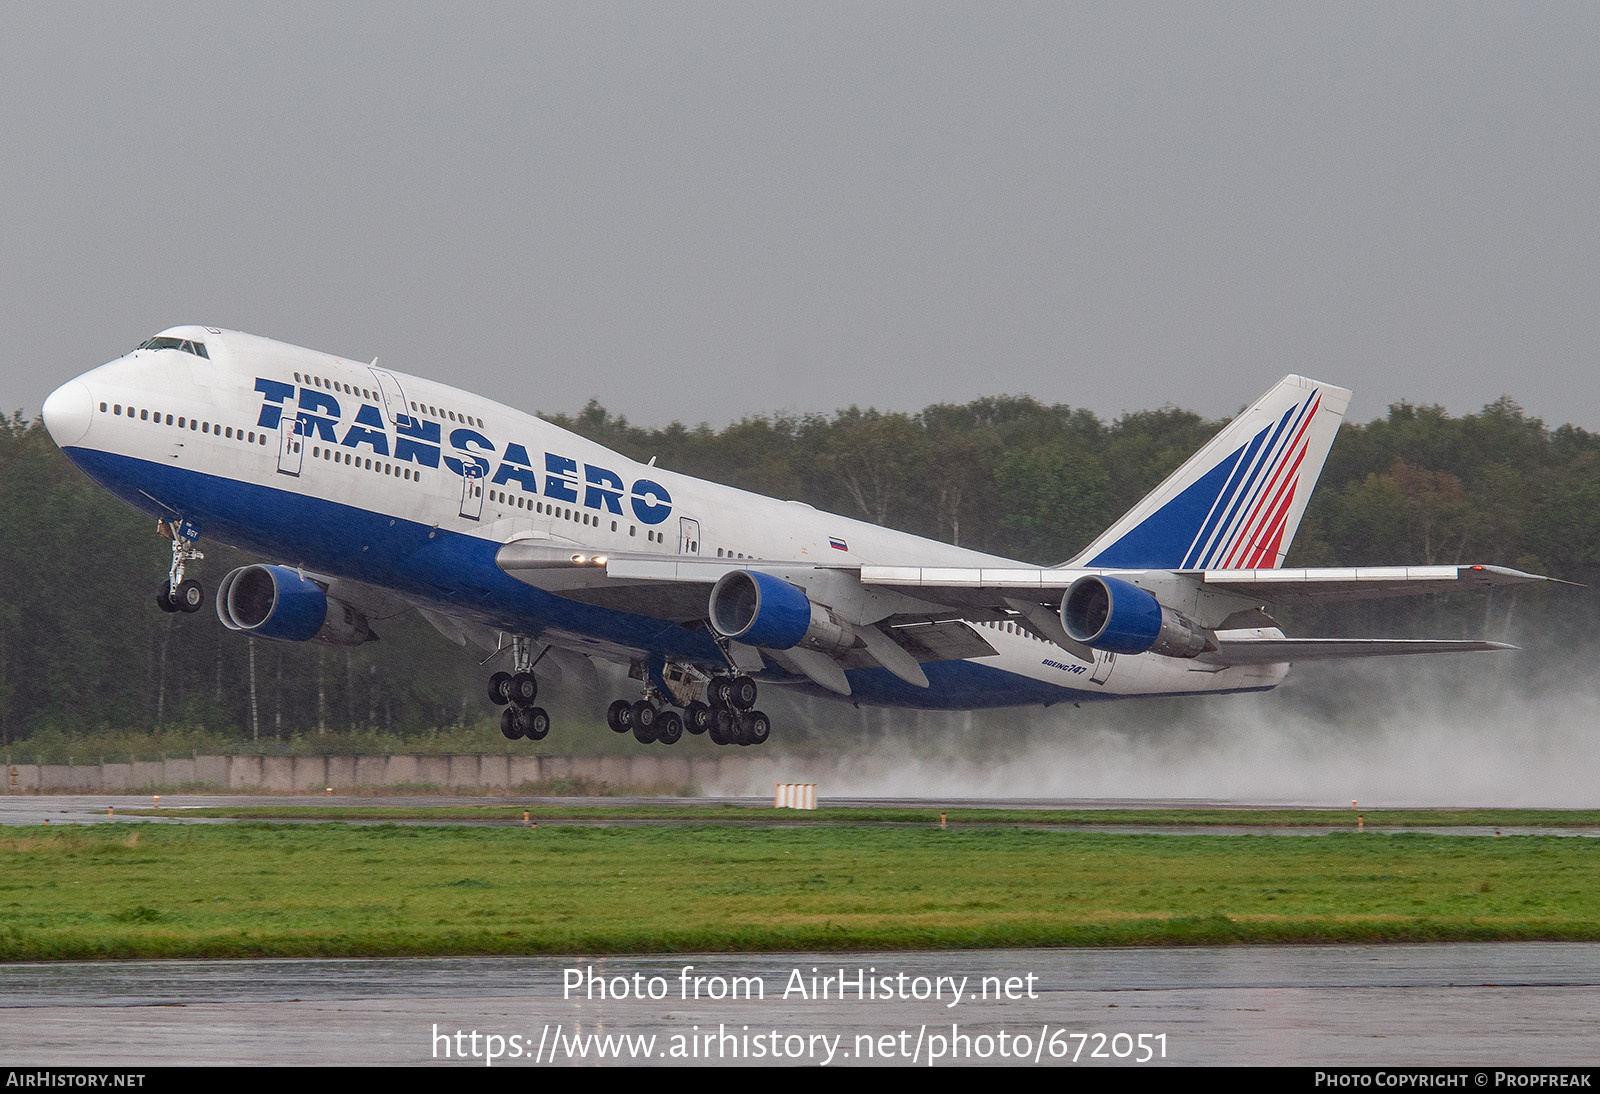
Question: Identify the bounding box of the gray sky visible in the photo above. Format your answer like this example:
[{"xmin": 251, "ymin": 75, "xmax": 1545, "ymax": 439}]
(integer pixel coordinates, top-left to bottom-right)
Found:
[{"xmin": 4, "ymin": 2, "xmax": 1597, "ymax": 430}]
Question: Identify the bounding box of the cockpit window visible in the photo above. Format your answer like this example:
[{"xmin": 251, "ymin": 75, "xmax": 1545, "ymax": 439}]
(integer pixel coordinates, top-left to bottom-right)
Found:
[{"xmin": 137, "ymin": 336, "xmax": 210, "ymax": 359}]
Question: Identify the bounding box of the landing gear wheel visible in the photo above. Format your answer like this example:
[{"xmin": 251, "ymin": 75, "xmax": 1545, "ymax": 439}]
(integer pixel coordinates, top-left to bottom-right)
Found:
[
  {"xmin": 500, "ymin": 706, "xmax": 524, "ymax": 740},
  {"xmin": 488, "ymin": 671, "xmax": 513, "ymax": 706},
  {"xmin": 731, "ymin": 675, "xmax": 758, "ymax": 710},
  {"xmin": 632, "ymin": 701, "xmax": 657, "ymax": 733},
  {"xmin": 655, "ymin": 710, "xmax": 683, "ymax": 745},
  {"xmin": 730, "ymin": 714, "xmax": 752, "ymax": 746},
  {"xmin": 684, "ymin": 701, "xmax": 710, "ymax": 734},
  {"xmin": 174, "ymin": 579, "xmax": 205, "ymax": 613},
  {"xmin": 708, "ymin": 677, "xmax": 733, "ymax": 709},
  {"xmin": 709, "ymin": 708, "xmax": 734, "ymax": 745},
  {"xmin": 632, "ymin": 713, "xmax": 658, "ymax": 745},
  {"xmin": 744, "ymin": 710, "xmax": 770, "ymax": 745},
  {"xmin": 508, "ymin": 672, "xmax": 538, "ymax": 706},
  {"xmin": 155, "ymin": 586, "xmax": 179, "ymax": 614},
  {"xmin": 607, "ymin": 699, "xmax": 633, "ymax": 733},
  {"xmin": 524, "ymin": 707, "xmax": 550, "ymax": 741}
]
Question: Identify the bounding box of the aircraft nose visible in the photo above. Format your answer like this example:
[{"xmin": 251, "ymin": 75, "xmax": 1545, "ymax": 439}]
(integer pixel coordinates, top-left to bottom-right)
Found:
[{"xmin": 42, "ymin": 379, "xmax": 93, "ymax": 448}]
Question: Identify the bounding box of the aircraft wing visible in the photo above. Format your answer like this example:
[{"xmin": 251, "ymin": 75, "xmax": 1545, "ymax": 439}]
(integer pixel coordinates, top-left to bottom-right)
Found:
[
  {"xmin": 495, "ymin": 545, "xmax": 1562, "ymax": 690},
  {"xmin": 499, "ymin": 544, "xmax": 1565, "ymax": 631},
  {"xmin": 855, "ymin": 562, "xmax": 1564, "ymax": 603}
]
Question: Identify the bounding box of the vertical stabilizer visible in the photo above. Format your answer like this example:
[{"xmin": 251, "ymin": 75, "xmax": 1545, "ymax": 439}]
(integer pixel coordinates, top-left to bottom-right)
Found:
[{"xmin": 1065, "ymin": 375, "xmax": 1351, "ymax": 570}]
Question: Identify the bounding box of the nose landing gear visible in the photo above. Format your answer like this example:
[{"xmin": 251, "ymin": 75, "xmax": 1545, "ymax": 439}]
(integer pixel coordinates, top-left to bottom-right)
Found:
[{"xmin": 154, "ymin": 520, "xmax": 205, "ymax": 614}]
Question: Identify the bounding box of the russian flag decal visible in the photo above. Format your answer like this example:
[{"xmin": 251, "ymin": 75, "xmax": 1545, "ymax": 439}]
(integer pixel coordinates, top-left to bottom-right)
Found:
[{"xmin": 829, "ymin": 537, "xmax": 848, "ymax": 551}]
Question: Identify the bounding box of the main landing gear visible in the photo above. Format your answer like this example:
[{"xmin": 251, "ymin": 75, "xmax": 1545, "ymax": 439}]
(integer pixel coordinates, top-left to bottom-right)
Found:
[
  {"xmin": 488, "ymin": 635, "xmax": 550, "ymax": 741},
  {"xmin": 154, "ymin": 520, "xmax": 206, "ymax": 614},
  {"xmin": 607, "ymin": 672, "xmax": 770, "ymax": 746}
]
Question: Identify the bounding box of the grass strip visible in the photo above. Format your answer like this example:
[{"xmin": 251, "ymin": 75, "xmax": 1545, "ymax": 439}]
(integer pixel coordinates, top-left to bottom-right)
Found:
[
  {"xmin": 1, "ymin": 823, "xmax": 1596, "ymax": 960},
  {"xmin": 120, "ymin": 805, "xmax": 1600, "ymax": 827}
]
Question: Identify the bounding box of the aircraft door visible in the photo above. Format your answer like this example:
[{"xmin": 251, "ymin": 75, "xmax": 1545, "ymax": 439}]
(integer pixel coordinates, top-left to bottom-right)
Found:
[
  {"xmin": 277, "ymin": 416, "xmax": 305, "ymax": 476},
  {"xmin": 1090, "ymin": 651, "xmax": 1116, "ymax": 685},
  {"xmin": 458, "ymin": 466, "xmax": 484, "ymax": 520},
  {"xmin": 678, "ymin": 517, "xmax": 700, "ymax": 555},
  {"xmin": 369, "ymin": 367, "xmax": 412, "ymax": 425}
]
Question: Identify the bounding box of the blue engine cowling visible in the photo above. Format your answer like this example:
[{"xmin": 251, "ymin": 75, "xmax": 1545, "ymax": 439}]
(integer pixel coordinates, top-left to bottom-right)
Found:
[
  {"xmin": 1061, "ymin": 575, "xmax": 1162, "ymax": 653},
  {"xmin": 708, "ymin": 570, "xmax": 814, "ymax": 649},
  {"xmin": 1060, "ymin": 575, "xmax": 1214, "ymax": 658},
  {"xmin": 215, "ymin": 564, "xmax": 372, "ymax": 645}
]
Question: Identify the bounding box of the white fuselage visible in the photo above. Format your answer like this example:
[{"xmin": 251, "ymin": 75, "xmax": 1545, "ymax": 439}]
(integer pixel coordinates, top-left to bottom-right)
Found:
[{"xmin": 43, "ymin": 327, "xmax": 1287, "ymax": 709}]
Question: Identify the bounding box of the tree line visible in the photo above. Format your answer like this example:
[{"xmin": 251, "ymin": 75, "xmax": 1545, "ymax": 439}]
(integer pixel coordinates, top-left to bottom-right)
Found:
[{"xmin": 2, "ymin": 392, "xmax": 1595, "ymax": 746}]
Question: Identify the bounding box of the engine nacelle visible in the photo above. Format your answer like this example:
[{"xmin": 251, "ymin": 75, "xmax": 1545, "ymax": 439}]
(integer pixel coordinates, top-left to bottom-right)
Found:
[
  {"xmin": 1060, "ymin": 575, "xmax": 1215, "ymax": 658},
  {"xmin": 708, "ymin": 570, "xmax": 857, "ymax": 653},
  {"xmin": 215, "ymin": 565, "xmax": 374, "ymax": 645}
]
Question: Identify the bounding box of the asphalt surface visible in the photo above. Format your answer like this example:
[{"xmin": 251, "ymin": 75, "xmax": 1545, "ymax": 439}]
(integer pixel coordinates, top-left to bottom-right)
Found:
[{"xmin": 2, "ymin": 946, "xmax": 1597, "ymax": 1066}]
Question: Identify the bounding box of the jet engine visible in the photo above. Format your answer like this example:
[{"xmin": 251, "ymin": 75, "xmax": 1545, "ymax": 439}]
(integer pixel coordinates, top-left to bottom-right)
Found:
[
  {"xmin": 1060, "ymin": 575, "xmax": 1214, "ymax": 658},
  {"xmin": 215, "ymin": 564, "xmax": 375, "ymax": 645},
  {"xmin": 708, "ymin": 570, "xmax": 857, "ymax": 653}
]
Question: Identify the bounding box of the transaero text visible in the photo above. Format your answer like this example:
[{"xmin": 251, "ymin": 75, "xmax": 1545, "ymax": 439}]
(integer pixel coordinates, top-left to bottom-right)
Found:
[{"xmin": 255, "ymin": 379, "xmax": 673, "ymax": 524}]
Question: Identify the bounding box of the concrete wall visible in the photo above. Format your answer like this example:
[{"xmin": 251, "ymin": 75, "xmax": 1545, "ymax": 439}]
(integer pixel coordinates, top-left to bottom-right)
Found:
[{"xmin": 3, "ymin": 753, "xmax": 770, "ymax": 793}]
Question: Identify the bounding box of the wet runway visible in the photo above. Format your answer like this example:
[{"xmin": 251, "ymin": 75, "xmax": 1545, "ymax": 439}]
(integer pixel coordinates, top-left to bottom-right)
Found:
[
  {"xmin": 3, "ymin": 794, "xmax": 1594, "ymax": 838},
  {"xmin": 2, "ymin": 945, "xmax": 1597, "ymax": 1066}
]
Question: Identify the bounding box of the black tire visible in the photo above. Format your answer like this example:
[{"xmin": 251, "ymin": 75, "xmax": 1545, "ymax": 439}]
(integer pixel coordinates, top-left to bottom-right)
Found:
[
  {"xmin": 709, "ymin": 707, "xmax": 734, "ymax": 745},
  {"xmin": 525, "ymin": 707, "xmax": 550, "ymax": 741},
  {"xmin": 708, "ymin": 678, "xmax": 733, "ymax": 709},
  {"xmin": 175, "ymin": 579, "xmax": 205, "ymax": 613},
  {"xmin": 632, "ymin": 716, "xmax": 658, "ymax": 744},
  {"xmin": 500, "ymin": 706, "xmax": 523, "ymax": 740},
  {"xmin": 607, "ymin": 699, "xmax": 633, "ymax": 732},
  {"xmin": 632, "ymin": 701, "xmax": 657, "ymax": 731},
  {"xmin": 733, "ymin": 714, "xmax": 753, "ymax": 746},
  {"xmin": 684, "ymin": 701, "xmax": 710, "ymax": 734},
  {"xmin": 656, "ymin": 710, "xmax": 683, "ymax": 745},
  {"xmin": 487, "ymin": 671, "xmax": 513, "ymax": 706},
  {"xmin": 745, "ymin": 710, "xmax": 771, "ymax": 744},
  {"xmin": 731, "ymin": 675, "xmax": 758, "ymax": 710},
  {"xmin": 155, "ymin": 586, "xmax": 179, "ymax": 614},
  {"xmin": 509, "ymin": 672, "xmax": 538, "ymax": 706}
]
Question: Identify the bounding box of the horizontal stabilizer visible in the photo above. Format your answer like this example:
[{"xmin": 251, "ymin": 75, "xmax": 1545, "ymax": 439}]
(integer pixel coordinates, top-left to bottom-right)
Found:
[{"xmin": 1201, "ymin": 637, "xmax": 1517, "ymax": 666}]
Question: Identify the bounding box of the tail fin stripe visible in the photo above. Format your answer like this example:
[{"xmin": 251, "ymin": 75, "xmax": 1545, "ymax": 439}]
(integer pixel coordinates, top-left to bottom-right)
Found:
[
  {"xmin": 1219, "ymin": 393, "xmax": 1321, "ymax": 569},
  {"xmin": 1233, "ymin": 430, "xmax": 1312, "ymax": 569},
  {"xmin": 1194, "ymin": 399, "xmax": 1304, "ymax": 568},
  {"xmin": 1245, "ymin": 471, "xmax": 1301, "ymax": 568},
  {"xmin": 1195, "ymin": 401, "xmax": 1303, "ymax": 567},
  {"xmin": 1232, "ymin": 428, "xmax": 1313, "ymax": 569},
  {"xmin": 1180, "ymin": 431, "xmax": 1267, "ymax": 569},
  {"xmin": 1200, "ymin": 391, "xmax": 1320, "ymax": 569}
]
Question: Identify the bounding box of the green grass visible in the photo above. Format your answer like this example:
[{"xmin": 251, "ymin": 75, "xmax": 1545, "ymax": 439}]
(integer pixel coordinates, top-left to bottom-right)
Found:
[
  {"xmin": 1, "ymin": 823, "xmax": 1597, "ymax": 960},
  {"xmin": 121, "ymin": 804, "xmax": 1600, "ymax": 827}
]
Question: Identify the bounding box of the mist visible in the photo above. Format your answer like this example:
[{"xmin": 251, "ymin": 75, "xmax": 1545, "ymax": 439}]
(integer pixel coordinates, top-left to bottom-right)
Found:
[{"xmin": 708, "ymin": 654, "xmax": 1600, "ymax": 808}]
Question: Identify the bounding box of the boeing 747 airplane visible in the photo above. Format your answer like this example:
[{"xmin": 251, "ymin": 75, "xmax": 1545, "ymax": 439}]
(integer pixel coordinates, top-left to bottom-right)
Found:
[{"xmin": 40, "ymin": 327, "xmax": 1558, "ymax": 746}]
